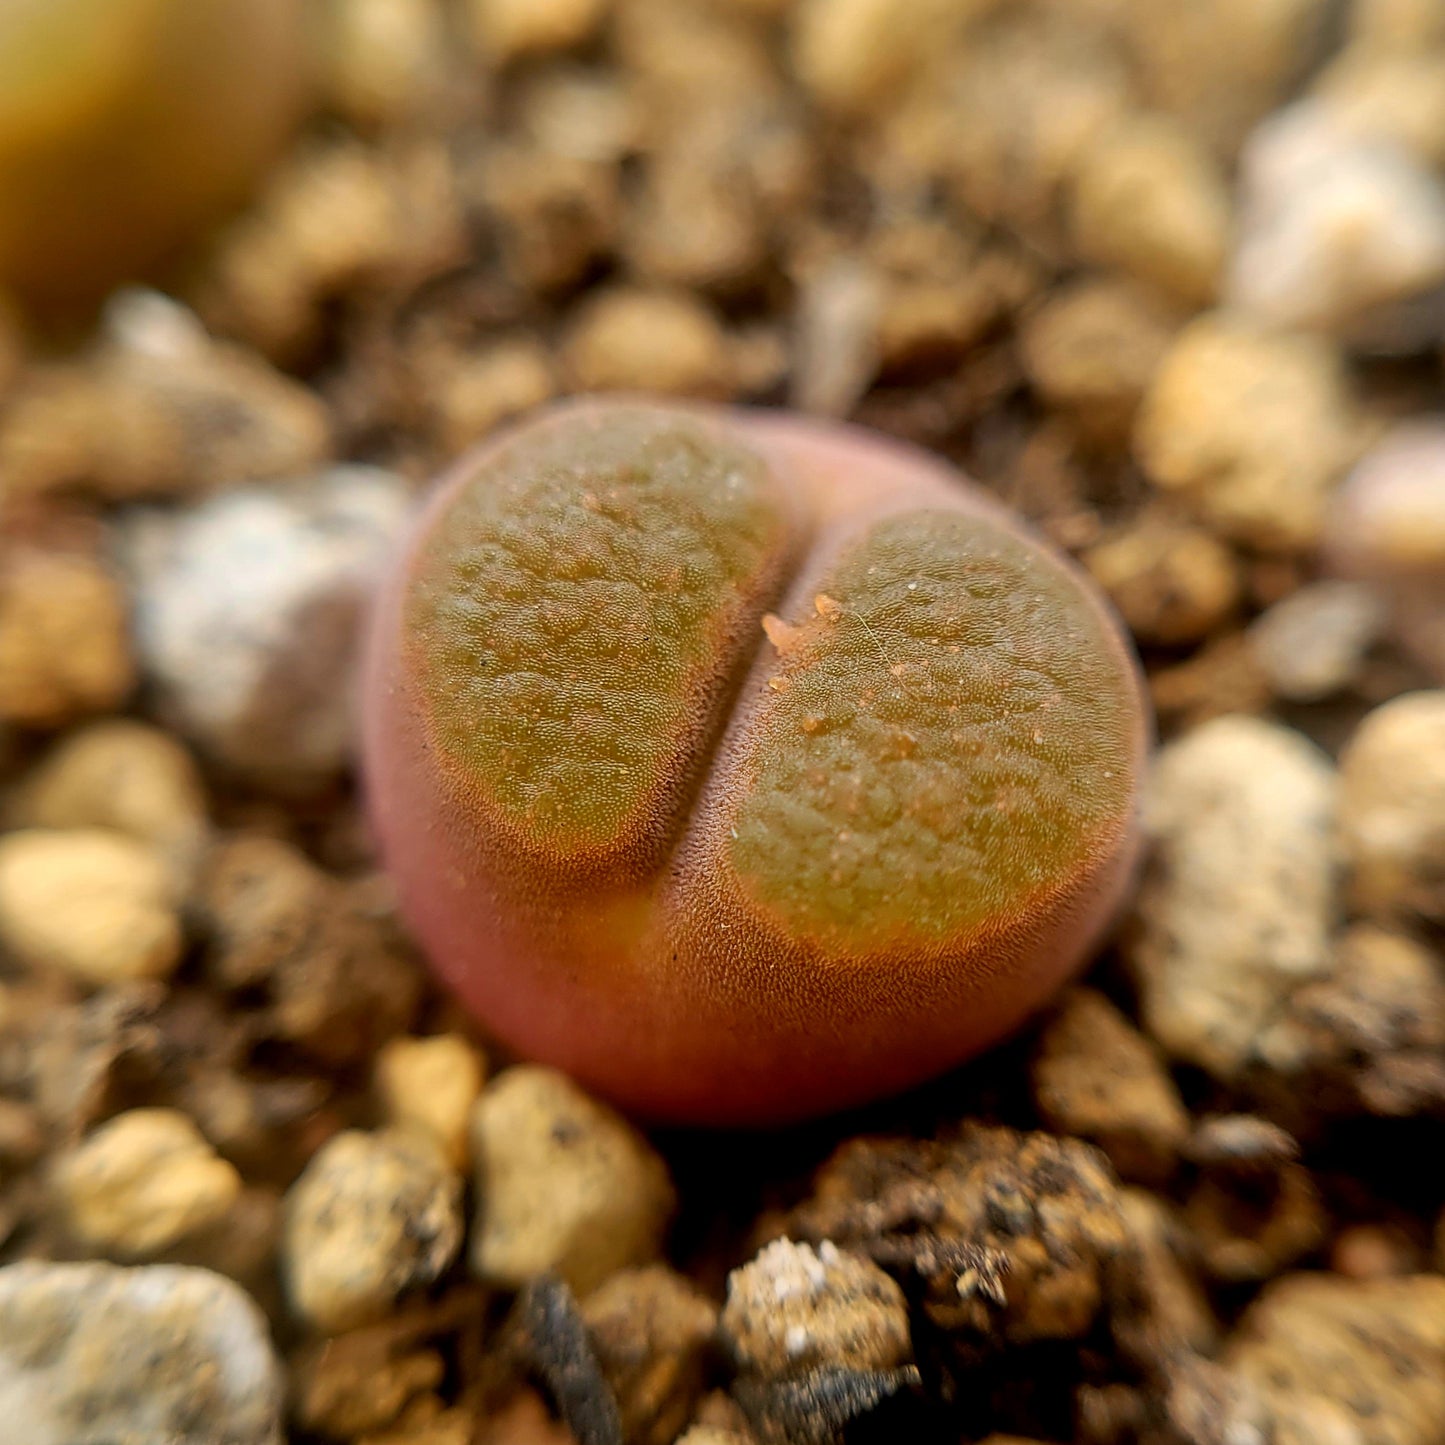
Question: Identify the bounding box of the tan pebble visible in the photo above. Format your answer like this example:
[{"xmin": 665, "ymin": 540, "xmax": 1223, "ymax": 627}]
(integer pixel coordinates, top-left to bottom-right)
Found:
[
  {"xmin": 1331, "ymin": 1224, "xmax": 1419, "ymax": 1279},
  {"xmin": 375, "ymin": 1034, "xmax": 486, "ymax": 1170},
  {"xmin": 1020, "ymin": 277, "xmax": 1179, "ymax": 448},
  {"xmin": 1032, "ymin": 989, "xmax": 1191, "ymax": 1186},
  {"xmin": 322, "ymin": 0, "xmax": 454, "ymax": 129},
  {"xmin": 790, "ymin": 0, "xmax": 987, "ymax": 113},
  {"xmin": 1084, "ymin": 514, "xmax": 1239, "ymax": 646},
  {"xmin": 582, "ymin": 1265, "xmax": 719, "ymax": 1445},
  {"xmin": 0, "ymin": 830, "xmax": 183, "ymax": 987},
  {"xmin": 432, "ymin": 337, "xmax": 556, "ymax": 452},
  {"xmin": 1349, "ymin": 0, "xmax": 1445, "ymax": 49},
  {"xmin": 562, "ymin": 288, "xmax": 734, "ymax": 398},
  {"xmin": 1071, "ymin": 113, "xmax": 1232, "ymax": 308},
  {"xmin": 1339, "ymin": 690, "xmax": 1445, "ymax": 921},
  {"xmin": 469, "ymin": 1066, "xmax": 675, "ymax": 1295},
  {"xmin": 719, "ymin": 1237, "xmax": 910, "ymax": 1379},
  {"xmin": 1134, "ymin": 312, "xmax": 1363, "ymax": 552},
  {"xmin": 1119, "ymin": 1190, "xmax": 1219, "ymax": 1354},
  {"xmin": 1247, "ymin": 580, "xmax": 1386, "ymax": 703},
  {"xmin": 467, "ymin": 0, "xmax": 608, "ymax": 62},
  {"xmin": 14, "ymin": 720, "xmax": 208, "ymax": 874},
  {"xmin": 51, "ymin": 1108, "xmax": 241, "ymax": 1258},
  {"xmin": 283, "ymin": 1129, "xmax": 464, "ymax": 1334},
  {"xmin": 1132, "ymin": 717, "xmax": 1338, "ymax": 1080},
  {"xmin": 0, "ymin": 539, "xmax": 134, "ymax": 728}
]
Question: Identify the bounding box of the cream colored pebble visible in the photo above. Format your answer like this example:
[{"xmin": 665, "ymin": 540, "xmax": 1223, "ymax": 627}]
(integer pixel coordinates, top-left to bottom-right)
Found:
[
  {"xmin": 0, "ymin": 829, "xmax": 183, "ymax": 986},
  {"xmin": 375, "ymin": 1033, "xmax": 487, "ymax": 1170},
  {"xmin": 51, "ymin": 1109, "xmax": 241, "ymax": 1258}
]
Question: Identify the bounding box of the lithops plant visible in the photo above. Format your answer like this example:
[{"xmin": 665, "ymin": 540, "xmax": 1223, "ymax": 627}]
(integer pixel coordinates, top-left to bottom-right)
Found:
[
  {"xmin": 363, "ymin": 400, "xmax": 1149, "ymax": 1124},
  {"xmin": 0, "ymin": 0, "xmax": 311, "ymax": 309}
]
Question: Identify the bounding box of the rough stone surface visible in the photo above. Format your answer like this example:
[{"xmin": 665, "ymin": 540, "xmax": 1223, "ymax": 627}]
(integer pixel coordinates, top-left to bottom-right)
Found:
[
  {"xmin": 1134, "ymin": 313, "xmax": 1363, "ymax": 552},
  {"xmin": 124, "ymin": 465, "xmax": 410, "ymax": 791},
  {"xmin": 282, "ymin": 1129, "xmax": 464, "ymax": 1334},
  {"xmin": 0, "ymin": 1260, "xmax": 284, "ymax": 1445},
  {"xmin": 469, "ymin": 1066, "xmax": 676, "ymax": 1295},
  {"xmin": 1222, "ymin": 1273, "xmax": 1445, "ymax": 1445},
  {"xmin": 1339, "ymin": 691, "xmax": 1445, "ymax": 921},
  {"xmin": 720, "ymin": 1239, "xmax": 910, "ymax": 1380},
  {"xmin": 582, "ymin": 1265, "xmax": 719, "ymax": 1445},
  {"xmin": 1032, "ymin": 988, "xmax": 1191, "ymax": 1186},
  {"xmin": 0, "ymin": 829, "xmax": 183, "ymax": 987},
  {"xmin": 1131, "ymin": 716, "xmax": 1339, "ymax": 1079},
  {"xmin": 51, "ymin": 1108, "xmax": 241, "ymax": 1259}
]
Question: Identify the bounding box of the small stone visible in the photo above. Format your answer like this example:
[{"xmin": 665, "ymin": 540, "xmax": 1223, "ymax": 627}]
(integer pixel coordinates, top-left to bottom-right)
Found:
[
  {"xmin": 50, "ymin": 1108, "xmax": 241, "ymax": 1259},
  {"xmin": 429, "ymin": 336, "xmax": 557, "ymax": 453},
  {"xmin": 1121, "ymin": 0, "xmax": 1332, "ymax": 156},
  {"xmin": 1131, "ymin": 716, "xmax": 1339, "ymax": 1079},
  {"xmin": 0, "ymin": 524, "xmax": 134, "ymax": 729},
  {"xmin": 1227, "ymin": 101, "xmax": 1445, "ymax": 342},
  {"xmin": 1032, "ymin": 989, "xmax": 1191, "ymax": 1186},
  {"xmin": 1070, "ymin": 113, "xmax": 1231, "ymax": 308},
  {"xmin": 282, "ymin": 1129, "xmax": 464, "ymax": 1334},
  {"xmin": 1222, "ymin": 1273, "xmax": 1445, "ymax": 1445},
  {"xmin": 0, "ymin": 1260, "xmax": 284, "ymax": 1445},
  {"xmin": 562, "ymin": 288, "xmax": 734, "ymax": 398},
  {"xmin": 467, "ymin": 0, "xmax": 608, "ymax": 62},
  {"xmin": 0, "ymin": 294, "xmax": 331, "ymax": 501},
  {"xmin": 1350, "ymin": 0, "xmax": 1445, "ymax": 49},
  {"xmin": 1134, "ymin": 312, "xmax": 1363, "ymax": 552},
  {"xmin": 1314, "ymin": 44, "xmax": 1445, "ymax": 169},
  {"xmin": 197, "ymin": 835, "xmax": 420, "ymax": 1066},
  {"xmin": 582, "ymin": 1265, "xmax": 719, "ymax": 1445},
  {"xmin": 1331, "ymin": 1224, "xmax": 1421, "ymax": 1280},
  {"xmin": 720, "ymin": 1239, "xmax": 910, "ymax": 1381},
  {"xmin": 322, "ymin": 0, "xmax": 454, "ymax": 130},
  {"xmin": 375, "ymin": 1034, "xmax": 487, "ymax": 1171},
  {"xmin": 1084, "ymin": 513, "xmax": 1240, "ymax": 646},
  {"xmin": 1339, "ymin": 690, "xmax": 1445, "ymax": 921},
  {"xmin": 0, "ymin": 830, "xmax": 183, "ymax": 987},
  {"xmin": 469, "ymin": 1066, "xmax": 676, "ymax": 1296},
  {"xmin": 1118, "ymin": 1190, "xmax": 1218, "ymax": 1355},
  {"xmin": 1020, "ymin": 277, "xmax": 1179, "ymax": 449},
  {"xmin": 790, "ymin": 0, "xmax": 987, "ymax": 113},
  {"xmin": 13, "ymin": 720, "xmax": 208, "ymax": 878},
  {"xmin": 125, "ymin": 465, "xmax": 410, "ymax": 791},
  {"xmin": 1329, "ymin": 420, "xmax": 1445, "ymax": 580},
  {"xmin": 1248, "ymin": 579, "xmax": 1387, "ymax": 702}
]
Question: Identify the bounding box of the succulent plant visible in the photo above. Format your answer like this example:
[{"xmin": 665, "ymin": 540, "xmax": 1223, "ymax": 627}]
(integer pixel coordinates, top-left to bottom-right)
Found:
[
  {"xmin": 363, "ymin": 399, "xmax": 1149, "ymax": 1124},
  {"xmin": 0, "ymin": 0, "xmax": 311, "ymax": 310}
]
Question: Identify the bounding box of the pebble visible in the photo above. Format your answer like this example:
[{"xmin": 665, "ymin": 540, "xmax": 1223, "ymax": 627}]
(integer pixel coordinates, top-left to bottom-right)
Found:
[
  {"xmin": 1339, "ymin": 690, "xmax": 1445, "ymax": 922},
  {"xmin": 1032, "ymin": 988, "xmax": 1191, "ymax": 1186},
  {"xmin": 1019, "ymin": 277, "xmax": 1179, "ymax": 449},
  {"xmin": 1118, "ymin": 1189, "xmax": 1218, "ymax": 1355},
  {"xmin": 467, "ymin": 0, "xmax": 608, "ymax": 63},
  {"xmin": 0, "ymin": 829, "xmax": 183, "ymax": 988},
  {"xmin": 0, "ymin": 1260, "xmax": 284, "ymax": 1445},
  {"xmin": 0, "ymin": 292, "xmax": 331, "ymax": 501},
  {"xmin": 719, "ymin": 1238, "xmax": 910, "ymax": 1380},
  {"xmin": 0, "ymin": 526, "xmax": 135, "ymax": 729},
  {"xmin": 282, "ymin": 1129, "xmax": 464, "ymax": 1334},
  {"xmin": 790, "ymin": 0, "xmax": 984, "ymax": 113},
  {"xmin": 125, "ymin": 464, "xmax": 411, "ymax": 791},
  {"xmin": 561, "ymin": 287, "xmax": 734, "ymax": 398},
  {"xmin": 50, "ymin": 1108, "xmax": 241, "ymax": 1258},
  {"xmin": 1329, "ymin": 420, "xmax": 1445, "ymax": 580},
  {"xmin": 1134, "ymin": 312, "xmax": 1362, "ymax": 552},
  {"xmin": 1222, "ymin": 1273, "xmax": 1445, "ymax": 1445},
  {"xmin": 1350, "ymin": 0, "xmax": 1445, "ymax": 48},
  {"xmin": 375, "ymin": 1034, "xmax": 487, "ymax": 1171},
  {"xmin": 1227, "ymin": 101, "xmax": 1445, "ymax": 342},
  {"xmin": 1131, "ymin": 716, "xmax": 1339, "ymax": 1080},
  {"xmin": 1314, "ymin": 44, "xmax": 1445, "ymax": 169},
  {"xmin": 12, "ymin": 720, "xmax": 209, "ymax": 878},
  {"xmin": 469, "ymin": 1066, "xmax": 676, "ymax": 1296},
  {"xmin": 1070, "ymin": 113, "xmax": 1231, "ymax": 308},
  {"xmin": 1248, "ymin": 579, "xmax": 1387, "ymax": 701},
  {"xmin": 1083, "ymin": 513, "xmax": 1240, "ymax": 646},
  {"xmin": 428, "ymin": 335, "xmax": 557, "ymax": 453},
  {"xmin": 322, "ymin": 0, "xmax": 454, "ymax": 130},
  {"xmin": 581, "ymin": 1265, "xmax": 719, "ymax": 1445}
]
